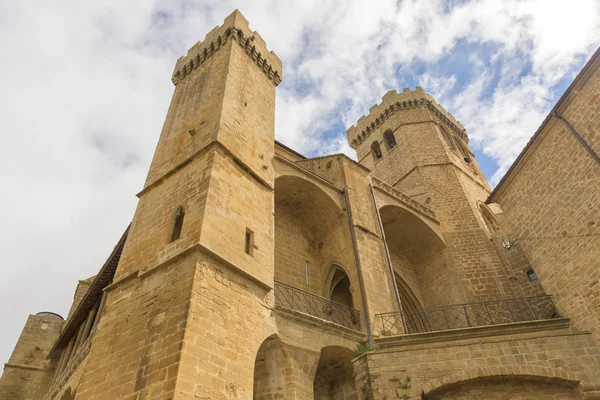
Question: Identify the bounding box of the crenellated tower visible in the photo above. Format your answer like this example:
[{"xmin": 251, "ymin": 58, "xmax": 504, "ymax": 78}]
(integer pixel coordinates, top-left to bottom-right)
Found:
[
  {"xmin": 69, "ymin": 10, "xmax": 283, "ymax": 399},
  {"xmin": 347, "ymin": 87, "xmax": 514, "ymax": 305}
]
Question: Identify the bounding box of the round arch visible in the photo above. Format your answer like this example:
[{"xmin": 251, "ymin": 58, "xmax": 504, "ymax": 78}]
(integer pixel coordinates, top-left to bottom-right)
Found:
[
  {"xmin": 275, "ymin": 175, "xmax": 345, "ymax": 235},
  {"xmin": 313, "ymin": 346, "xmax": 357, "ymax": 400},
  {"xmin": 272, "ymin": 161, "xmax": 345, "ymax": 211},
  {"xmin": 421, "ymin": 366, "xmax": 582, "ymax": 398},
  {"xmin": 253, "ymin": 334, "xmax": 294, "ymax": 400}
]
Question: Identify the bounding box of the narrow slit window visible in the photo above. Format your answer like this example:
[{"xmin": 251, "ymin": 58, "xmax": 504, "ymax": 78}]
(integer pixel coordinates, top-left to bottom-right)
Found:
[
  {"xmin": 371, "ymin": 141, "xmax": 382, "ymax": 161},
  {"xmin": 245, "ymin": 228, "xmax": 254, "ymax": 256},
  {"xmin": 171, "ymin": 206, "xmax": 185, "ymax": 242},
  {"xmin": 383, "ymin": 130, "xmax": 396, "ymax": 149},
  {"xmin": 305, "ymin": 261, "xmax": 310, "ymax": 284}
]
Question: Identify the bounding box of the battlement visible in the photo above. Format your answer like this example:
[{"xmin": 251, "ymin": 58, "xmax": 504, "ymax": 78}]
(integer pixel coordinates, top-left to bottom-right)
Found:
[
  {"xmin": 347, "ymin": 87, "xmax": 467, "ymax": 149},
  {"xmin": 171, "ymin": 10, "xmax": 282, "ymax": 86}
]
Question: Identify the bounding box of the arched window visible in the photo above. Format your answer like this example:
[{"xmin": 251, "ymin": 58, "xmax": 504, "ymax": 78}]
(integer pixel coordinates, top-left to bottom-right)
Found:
[
  {"xmin": 327, "ymin": 266, "xmax": 354, "ymax": 309},
  {"xmin": 383, "ymin": 130, "xmax": 396, "ymax": 149},
  {"xmin": 171, "ymin": 206, "xmax": 185, "ymax": 242},
  {"xmin": 371, "ymin": 141, "xmax": 382, "ymax": 161},
  {"xmin": 440, "ymin": 126, "xmax": 454, "ymax": 149}
]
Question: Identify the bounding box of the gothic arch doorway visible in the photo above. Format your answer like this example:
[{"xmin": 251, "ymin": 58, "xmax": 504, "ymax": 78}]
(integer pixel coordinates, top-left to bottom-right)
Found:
[{"xmin": 326, "ymin": 265, "xmax": 354, "ymax": 309}]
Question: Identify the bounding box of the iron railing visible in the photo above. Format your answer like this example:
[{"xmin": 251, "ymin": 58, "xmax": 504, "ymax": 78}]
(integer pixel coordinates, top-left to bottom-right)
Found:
[
  {"xmin": 376, "ymin": 295, "xmax": 559, "ymax": 336},
  {"xmin": 274, "ymin": 281, "xmax": 361, "ymax": 331}
]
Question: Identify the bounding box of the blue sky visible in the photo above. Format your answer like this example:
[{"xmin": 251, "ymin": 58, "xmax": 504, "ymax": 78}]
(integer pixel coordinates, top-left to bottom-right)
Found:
[{"xmin": 0, "ymin": 0, "xmax": 598, "ymax": 365}]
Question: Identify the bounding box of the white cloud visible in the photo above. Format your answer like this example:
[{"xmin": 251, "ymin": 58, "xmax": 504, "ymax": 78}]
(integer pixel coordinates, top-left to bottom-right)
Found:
[{"xmin": 0, "ymin": 0, "xmax": 598, "ymax": 365}]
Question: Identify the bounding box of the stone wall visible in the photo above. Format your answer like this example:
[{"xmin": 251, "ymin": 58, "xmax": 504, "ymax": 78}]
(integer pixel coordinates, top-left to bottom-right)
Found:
[
  {"xmin": 0, "ymin": 314, "xmax": 63, "ymax": 399},
  {"xmin": 355, "ymin": 320, "xmax": 600, "ymax": 399},
  {"xmin": 491, "ymin": 51, "xmax": 600, "ymax": 342}
]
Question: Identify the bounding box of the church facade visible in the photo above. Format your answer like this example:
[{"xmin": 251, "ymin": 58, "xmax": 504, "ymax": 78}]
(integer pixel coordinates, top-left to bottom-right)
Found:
[{"xmin": 1, "ymin": 10, "xmax": 599, "ymax": 400}]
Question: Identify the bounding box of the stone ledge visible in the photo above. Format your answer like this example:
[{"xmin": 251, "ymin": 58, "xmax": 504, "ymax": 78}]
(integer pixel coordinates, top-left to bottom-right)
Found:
[
  {"xmin": 104, "ymin": 242, "xmax": 273, "ymax": 294},
  {"xmin": 375, "ymin": 318, "xmax": 573, "ymax": 349},
  {"xmin": 274, "ymin": 306, "xmax": 365, "ymax": 342},
  {"xmin": 3, "ymin": 363, "xmax": 46, "ymax": 372}
]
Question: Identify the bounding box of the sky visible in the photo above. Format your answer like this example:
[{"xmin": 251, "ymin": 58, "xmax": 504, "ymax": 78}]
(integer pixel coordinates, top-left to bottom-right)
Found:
[{"xmin": 0, "ymin": 0, "xmax": 598, "ymax": 365}]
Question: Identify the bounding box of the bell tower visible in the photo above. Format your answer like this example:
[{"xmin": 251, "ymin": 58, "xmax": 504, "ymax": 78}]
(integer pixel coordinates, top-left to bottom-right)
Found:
[
  {"xmin": 348, "ymin": 87, "xmax": 490, "ymax": 205},
  {"xmin": 347, "ymin": 87, "xmax": 514, "ymax": 304}
]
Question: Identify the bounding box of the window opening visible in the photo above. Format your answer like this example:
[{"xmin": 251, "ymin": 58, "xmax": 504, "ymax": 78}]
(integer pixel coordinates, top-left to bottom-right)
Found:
[
  {"xmin": 526, "ymin": 269, "xmax": 538, "ymax": 281},
  {"xmin": 371, "ymin": 141, "xmax": 382, "ymax": 161},
  {"xmin": 383, "ymin": 130, "xmax": 396, "ymax": 149},
  {"xmin": 171, "ymin": 207, "xmax": 185, "ymax": 242},
  {"xmin": 305, "ymin": 261, "xmax": 310, "ymax": 284},
  {"xmin": 245, "ymin": 228, "xmax": 254, "ymax": 256}
]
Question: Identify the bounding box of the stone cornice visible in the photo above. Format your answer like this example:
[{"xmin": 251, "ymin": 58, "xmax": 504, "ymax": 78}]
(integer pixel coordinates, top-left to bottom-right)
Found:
[
  {"xmin": 347, "ymin": 88, "xmax": 467, "ymax": 149},
  {"xmin": 274, "ymin": 306, "xmax": 366, "ymax": 341},
  {"xmin": 3, "ymin": 363, "xmax": 46, "ymax": 372},
  {"xmin": 171, "ymin": 24, "xmax": 281, "ymax": 87},
  {"xmin": 374, "ymin": 318, "xmax": 572, "ymax": 349},
  {"xmin": 371, "ymin": 176, "xmax": 438, "ymax": 221}
]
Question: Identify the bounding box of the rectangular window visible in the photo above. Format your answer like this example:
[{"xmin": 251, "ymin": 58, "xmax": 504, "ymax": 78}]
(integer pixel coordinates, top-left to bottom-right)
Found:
[
  {"xmin": 245, "ymin": 228, "xmax": 254, "ymax": 256},
  {"xmin": 305, "ymin": 261, "xmax": 310, "ymax": 284}
]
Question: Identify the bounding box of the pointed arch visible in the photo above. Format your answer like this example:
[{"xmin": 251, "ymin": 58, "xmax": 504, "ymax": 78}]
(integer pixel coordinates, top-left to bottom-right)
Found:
[
  {"xmin": 439, "ymin": 126, "xmax": 454, "ymax": 149},
  {"xmin": 383, "ymin": 129, "xmax": 397, "ymax": 149},
  {"xmin": 324, "ymin": 264, "xmax": 354, "ymax": 309},
  {"xmin": 394, "ymin": 273, "xmax": 429, "ymax": 334}
]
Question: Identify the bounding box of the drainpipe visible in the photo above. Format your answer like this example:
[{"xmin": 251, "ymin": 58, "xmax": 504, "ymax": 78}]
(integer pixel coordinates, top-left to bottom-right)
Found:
[
  {"xmin": 343, "ymin": 188, "xmax": 373, "ymax": 346},
  {"xmin": 551, "ymin": 111, "xmax": 600, "ymax": 165},
  {"xmin": 369, "ymin": 184, "xmax": 404, "ymax": 314}
]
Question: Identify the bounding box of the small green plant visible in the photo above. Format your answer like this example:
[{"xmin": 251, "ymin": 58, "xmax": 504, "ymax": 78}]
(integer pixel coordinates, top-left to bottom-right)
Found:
[
  {"xmin": 35, "ymin": 346, "xmax": 41, "ymax": 351},
  {"xmin": 380, "ymin": 328, "xmax": 392, "ymax": 336},
  {"xmin": 390, "ymin": 374, "xmax": 412, "ymax": 399},
  {"xmin": 354, "ymin": 341, "xmax": 380, "ymax": 357}
]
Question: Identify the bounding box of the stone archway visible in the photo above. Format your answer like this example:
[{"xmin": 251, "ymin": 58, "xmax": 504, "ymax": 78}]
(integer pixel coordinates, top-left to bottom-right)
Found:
[
  {"xmin": 274, "ymin": 175, "xmax": 346, "ymax": 291},
  {"xmin": 324, "ymin": 264, "xmax": 354, "ymax": 309},
  {"xmin": 313, "ymin": 346, "xmax": 357, "ymax": 400},
  {"xmin": 425, "ymin": 375, "xmax": 581, "ymax": 400},
  {"xmin": 252, "ymin": 335, "xmax": 292, "ymax": 400},
  {"xmin": 380, "ymin": 205, "xmax": 452, "ymax": 308}
]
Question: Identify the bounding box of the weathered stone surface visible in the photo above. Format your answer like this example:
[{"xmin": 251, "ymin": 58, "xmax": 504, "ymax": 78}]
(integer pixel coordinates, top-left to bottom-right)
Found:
[{"xmin": 1, "ymin": 11, "xmax": 599, "ymax": 400}]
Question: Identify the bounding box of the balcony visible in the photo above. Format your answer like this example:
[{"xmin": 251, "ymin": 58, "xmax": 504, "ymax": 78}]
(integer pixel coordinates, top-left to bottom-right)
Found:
[
  {"xmin": 376, "ymin": 295, "xmax": 559, "ymax": 336},
  {"xmin": 274, "ymin": 281, "xmax": 361, "ymax": 331}
]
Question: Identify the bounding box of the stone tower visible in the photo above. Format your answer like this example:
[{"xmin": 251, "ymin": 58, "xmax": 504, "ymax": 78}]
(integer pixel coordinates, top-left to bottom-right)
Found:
[
  {"xmin": 0, "ymin": 313, "xmax": 64, "ymax": 399},
  {"xmin": 3, "ymin": 11, "xmax": 600, "ymax": 400},
  {"xmin": 66, "ymin": 10, "xmax": 283, "ymax": 399},
  {"xmin": 347, "ymin": 88, "xmax": 514, "ymax": 306}
]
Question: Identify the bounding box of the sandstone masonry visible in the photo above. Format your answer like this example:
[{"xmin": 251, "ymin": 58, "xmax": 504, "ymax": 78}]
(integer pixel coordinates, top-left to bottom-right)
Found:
[{"xmin": 1, "ymin": 10, "xmax": 599, "ymax": 400}]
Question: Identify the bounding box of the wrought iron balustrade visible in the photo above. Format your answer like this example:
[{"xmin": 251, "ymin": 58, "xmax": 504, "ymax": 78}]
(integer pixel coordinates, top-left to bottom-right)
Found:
[
  {"xmin": 376, "ymin": 295, "xmax": 559, "ymax": 336},
  {"xmin": 274, "ymin": 281, "xmax": 361, "ymax": 331}
]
